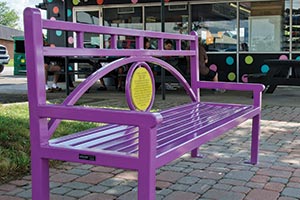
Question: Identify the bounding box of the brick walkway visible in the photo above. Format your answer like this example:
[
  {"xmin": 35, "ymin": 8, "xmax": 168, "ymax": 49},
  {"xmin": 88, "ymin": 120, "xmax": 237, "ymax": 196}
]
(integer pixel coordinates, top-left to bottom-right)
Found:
[{"xmin": 1, "ymin": 90, "xmax": 300, "ymax": 200}]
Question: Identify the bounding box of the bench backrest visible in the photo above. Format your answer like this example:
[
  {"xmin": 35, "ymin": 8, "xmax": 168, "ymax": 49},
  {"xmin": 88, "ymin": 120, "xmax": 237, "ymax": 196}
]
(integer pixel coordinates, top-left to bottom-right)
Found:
[{"xmin": 24, "ymin": 8, "xmax": 200, "ymax": 135}]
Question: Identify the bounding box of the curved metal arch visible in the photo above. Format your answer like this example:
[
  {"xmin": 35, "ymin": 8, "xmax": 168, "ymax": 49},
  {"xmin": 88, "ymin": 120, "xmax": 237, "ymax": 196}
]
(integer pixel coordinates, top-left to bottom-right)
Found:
[{"xmin": 47, "ymin": 56, "xmax": 196, "ymax": 137}]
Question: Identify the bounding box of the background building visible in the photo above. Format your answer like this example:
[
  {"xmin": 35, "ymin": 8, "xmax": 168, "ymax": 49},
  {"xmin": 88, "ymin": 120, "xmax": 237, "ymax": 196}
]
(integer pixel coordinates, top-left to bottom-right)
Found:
[
  {"xmin": 37, "ymin": 0, "xmax": 300, "ymax": 82},
  {"xmin": 0, "ymin": 25, "xmax": 23, "ymax": 58}
]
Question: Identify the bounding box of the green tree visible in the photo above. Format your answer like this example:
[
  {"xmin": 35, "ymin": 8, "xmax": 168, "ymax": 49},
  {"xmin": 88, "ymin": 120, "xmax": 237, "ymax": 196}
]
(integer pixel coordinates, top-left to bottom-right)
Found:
[{"xmin": 0, "ymin": 1, "xmax": 19, "ymax": 28}]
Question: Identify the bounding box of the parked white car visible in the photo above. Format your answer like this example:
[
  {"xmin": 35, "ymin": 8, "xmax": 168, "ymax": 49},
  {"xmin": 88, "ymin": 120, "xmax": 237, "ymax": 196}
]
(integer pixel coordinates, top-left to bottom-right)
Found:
[{"xmin": 0, "ymin": 44, "xmax": 10, "ymax": 73}]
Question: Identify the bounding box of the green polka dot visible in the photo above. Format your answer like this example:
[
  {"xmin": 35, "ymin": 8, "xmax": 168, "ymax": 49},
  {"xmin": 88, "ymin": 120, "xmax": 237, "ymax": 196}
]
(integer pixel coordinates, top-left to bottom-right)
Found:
[
  {"xmin": 73, "ymin": 0, "xmax": 80, "ymax": 5},
  {"xmin": 47, "ymin": 0, "xmax": 53, "ymax": 3},
  {"xmin": 245, "ymin": 55, "xmax": 253, "ymax": 64},
  {"xmin": 228, "ymin": 72, "xmax": 236, "ymax": 81}
]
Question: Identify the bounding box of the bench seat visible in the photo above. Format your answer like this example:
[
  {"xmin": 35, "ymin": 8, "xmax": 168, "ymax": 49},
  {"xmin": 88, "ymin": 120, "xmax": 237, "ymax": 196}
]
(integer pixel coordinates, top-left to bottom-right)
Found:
[{"xmin": 49, "ymin": 102, "xmax": 259, "ymax": 168}]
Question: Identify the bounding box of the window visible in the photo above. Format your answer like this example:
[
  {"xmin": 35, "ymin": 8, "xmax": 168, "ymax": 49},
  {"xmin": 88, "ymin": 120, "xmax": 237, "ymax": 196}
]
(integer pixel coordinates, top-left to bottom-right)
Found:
[
  {"xmin": 292, "ymin": 0, "xmax": 300, "ymax": 51},
  {"xmin": 241, "ymin": 1, "xmax": 286, "ymax": 52},
  {"xmin": 145, "ymin": 4, "xmax": 189, "ymax": 34},
  {"xmin": 103, "ymin": 7, "xmax": 142, "ymax": 30},
  {"xmin": 192, "ymin": 3, "xmax": 237, "ymax": 52},
  {"xmin": 76, "ymin": 10, "xmax": 100, "ymax": 48}
]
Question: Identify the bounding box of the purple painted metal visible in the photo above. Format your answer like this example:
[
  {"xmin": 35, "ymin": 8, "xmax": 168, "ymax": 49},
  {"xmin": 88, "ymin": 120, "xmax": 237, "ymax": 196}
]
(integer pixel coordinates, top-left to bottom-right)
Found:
[
  {"xmin": 24, "ymin": 7, "xmax": 264, "ymax": 200},
  {"xmin": 47, "ymin": 56, "xmax": 197, "ymax": 137}
]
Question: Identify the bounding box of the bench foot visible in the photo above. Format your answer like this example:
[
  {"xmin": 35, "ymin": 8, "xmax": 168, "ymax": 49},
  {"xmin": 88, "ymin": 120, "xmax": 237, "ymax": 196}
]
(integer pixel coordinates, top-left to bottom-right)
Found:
[
  {"xmin": 191, "ymin": 153, "xmax": 205, "ymax": 158},
  {"xmin": 191, "ymin": 149, "xmax": 205, "ymax": 158},
  {"xmin": 249, "ymin": 114, "xmax": 260, "ymax": 165},
  {"xmin": 265, "ymin": 84, "xmax": 277, "ymax": 93},
  {"xmin": 31, "ymin": 157, "xmax": 50, "ymax": 200},
  {"xmin": 138, "ymin": 168, "xmax": 156, "ymax": 200},
  {"xmin": 244, "ymin": 160, "xmax": 258, "ymax": 165}
]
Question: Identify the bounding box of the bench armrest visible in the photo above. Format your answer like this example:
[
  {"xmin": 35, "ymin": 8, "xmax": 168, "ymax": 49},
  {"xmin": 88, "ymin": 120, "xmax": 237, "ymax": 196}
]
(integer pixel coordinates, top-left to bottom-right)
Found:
[
  {"xmin": 198, "ymin": 81, "xmax": 265, "ymax": 92},
  {"xmin": 37, "ymin": 105, "xmax": 163, "ymax": 128},
  {"xmin": 196, "ymin": 81, "xmax": 265, "ymax": 107}
]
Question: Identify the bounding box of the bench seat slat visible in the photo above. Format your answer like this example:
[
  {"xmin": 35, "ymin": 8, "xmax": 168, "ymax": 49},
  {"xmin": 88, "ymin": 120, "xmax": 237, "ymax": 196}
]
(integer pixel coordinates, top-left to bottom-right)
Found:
[
  {"xmin": 131, "ymin": 103, "xmax": 254, "ymax": 155},
  {"xmin": 50, "ymin": 124, "xmax": 121, "ymax": 144},
  {"xmin": 156, "ymin": 106, "xmax": 255, "ymax": 155},
  {"xmin": 157, "ymin": 107, "xmax": 241, "ymax": 146},
  {"xmin": 89, "ymin": 129, "xmax": 139, "ymax": 150},
  {"xmin": 158, "ymin": 105, "xmax": 227, "ymax": 132},
  {"xmin": 49, "ymin": 102, "xmax": 257, "ymax": 158},
  {"xmin": 157, "ymin": 103, "xmax": 250, "ymax": 135},
  {"xmin": 72, "ymin": 128, "xmax": 138, "ymax": 150},
  {"xmin": 51, "ymin": 125, "xmax": 135, "ymax": 146},
  {"xmin": 107, "ymin": 141, "xmax": 139, "ymax": 154},
  {"xmin": 102, "ymin": 104, "xmax": 223, "ymax": 154}
]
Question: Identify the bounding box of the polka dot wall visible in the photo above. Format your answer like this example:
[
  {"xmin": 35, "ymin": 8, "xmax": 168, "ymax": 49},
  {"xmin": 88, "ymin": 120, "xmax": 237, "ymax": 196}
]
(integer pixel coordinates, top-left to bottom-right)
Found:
[
  {"xmin": 217, "ymin": 54, "xmax": 274, "ymax": 83},
  {"xmin": 242, "ymin": 54, "xmax": 290, "ymax": 83},
  {"xmin": 207, "ymin": 53, "xmax": 297, "ymax": 83},
  {"xmin": 45, "ymin": 0, "xmax": 76, "ymax": 46},
  {"xmin": 209, "ymin": 55, "xmax": 237, "ymax": 82}
]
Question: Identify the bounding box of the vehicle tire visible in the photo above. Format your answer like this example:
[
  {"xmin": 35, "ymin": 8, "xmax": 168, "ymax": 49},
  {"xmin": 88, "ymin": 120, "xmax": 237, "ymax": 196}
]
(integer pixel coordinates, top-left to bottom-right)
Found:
[{"xmin": 0, "ymin": 65, "xmax": 4, "ymax": 73}]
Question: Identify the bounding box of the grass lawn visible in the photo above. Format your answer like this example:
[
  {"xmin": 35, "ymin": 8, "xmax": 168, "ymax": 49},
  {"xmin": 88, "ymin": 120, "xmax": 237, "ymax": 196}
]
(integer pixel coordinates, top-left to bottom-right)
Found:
[
  {"xmin": 6, "ymin": 59, "xmax": 14, "ymax": 67},
  {"xmin": 0, "ymin": 102, "xmax": 99, "ymax": 184}
]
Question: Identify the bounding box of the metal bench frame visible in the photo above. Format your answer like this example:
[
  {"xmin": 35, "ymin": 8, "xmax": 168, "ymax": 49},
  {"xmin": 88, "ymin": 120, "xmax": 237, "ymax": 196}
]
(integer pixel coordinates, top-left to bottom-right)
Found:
[{"xmin": 25, "ymin": 8, "xmax": 264, "ymax": 200}]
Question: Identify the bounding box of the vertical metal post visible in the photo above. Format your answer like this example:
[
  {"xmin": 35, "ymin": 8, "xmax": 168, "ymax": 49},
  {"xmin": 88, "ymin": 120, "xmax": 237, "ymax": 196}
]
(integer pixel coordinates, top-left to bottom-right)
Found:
[
  {"xmin": 64, "ymin": 0, "xmax": 70, "ymax": 95},
  {"xmin": 288, "ymin": 0, "xmax": 293, "ymax": 77},
  {"xmin": 289, "ymin": 0, "xmax": 293, "ymax": 59},
  {"xmin": 188, "ymin": 2, "xmax": 191, "ymax": 33},
  {"xmin": 236, "ymin": 2, "xmax": 240, "ymax": 83},
  {"xmin": 161, "ymin": 0, "xmax": 166, "ymax": 100}
]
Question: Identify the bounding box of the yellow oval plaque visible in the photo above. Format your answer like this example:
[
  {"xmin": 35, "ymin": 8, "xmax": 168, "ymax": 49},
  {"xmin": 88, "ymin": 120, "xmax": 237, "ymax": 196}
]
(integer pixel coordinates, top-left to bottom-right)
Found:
[{"xmin": 130, "ymin": 67, "xmax": 153, "ymax": 111}]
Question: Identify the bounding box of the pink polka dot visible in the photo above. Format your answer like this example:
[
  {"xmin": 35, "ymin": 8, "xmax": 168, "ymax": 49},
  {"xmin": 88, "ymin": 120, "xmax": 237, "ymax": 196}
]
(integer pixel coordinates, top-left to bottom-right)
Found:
[
  {"xmin": 50, "ymin": 44, "xmax": 56, "ymax": 48},
  {"xmin": 209, "ymin": 64, "xmax": 217, "ymax": 72},
  {"xmin": 242, "ymin": 74, "xmax": 248, "ymax": 83},
  {"xmin": 131, "ymin": 0, "xmax": 138, "ymax": 3},
  {"xmin": 279, "ymin": 55, "xmax": 288, "ymax": 60},
  {"xmin": 50, "ymin": 17, "xmax": 56, "ymax": 21},
  {"xmin": 68, "ymin": 36, "xmax": 74, "ymax": 44}
]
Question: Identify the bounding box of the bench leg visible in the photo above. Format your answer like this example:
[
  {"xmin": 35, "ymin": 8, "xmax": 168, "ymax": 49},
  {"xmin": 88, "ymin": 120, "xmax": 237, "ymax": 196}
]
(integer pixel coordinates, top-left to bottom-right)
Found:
[
  {"xmin": 31, "ymin": 156, "xmax": 50, "ymax": 200},
  {"xmin": 191, "ymin": 148, "xmax": 204, "ymax": 158},
  {"xmin": 138, "ymin": 126, "xmax": 156, "ymax": 199},
  {"xmin": 138, "ymin": 168, "xmax": 156, "ymax": 200},
  {"xmin": 265, "ymin": 84, "xmax": 277, "ymax": 93},
  {"xmin": 248, "ymin": 114, "xmax": 260, "ymax": 165}
]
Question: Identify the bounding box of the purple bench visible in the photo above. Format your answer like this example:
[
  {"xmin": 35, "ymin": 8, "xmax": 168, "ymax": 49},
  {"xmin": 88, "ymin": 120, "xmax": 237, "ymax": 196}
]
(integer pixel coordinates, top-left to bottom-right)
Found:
[{"xmin": 24, "ymin": 8, "xmax": 264, "ymax": 200}]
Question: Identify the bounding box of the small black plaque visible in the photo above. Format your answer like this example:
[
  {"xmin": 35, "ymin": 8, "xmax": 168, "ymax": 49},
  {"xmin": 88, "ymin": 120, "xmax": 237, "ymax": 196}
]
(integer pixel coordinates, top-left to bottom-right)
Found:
[{"xmin": 79, "ymin": 154, "xmax": 96, "ymax": 161}]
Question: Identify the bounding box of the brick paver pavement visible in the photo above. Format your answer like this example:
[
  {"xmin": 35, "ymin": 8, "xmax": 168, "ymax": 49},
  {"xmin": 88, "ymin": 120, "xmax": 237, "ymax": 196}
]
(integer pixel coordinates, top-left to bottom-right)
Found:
[{"xmin": 1, "ymin": 89, "xmax": 300, "ymax": 200}]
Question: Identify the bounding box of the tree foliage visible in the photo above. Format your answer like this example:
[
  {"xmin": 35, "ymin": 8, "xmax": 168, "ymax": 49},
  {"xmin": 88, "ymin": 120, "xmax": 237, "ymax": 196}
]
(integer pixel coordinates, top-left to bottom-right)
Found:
[{"xmin": 0, "ymin": 1, "xmax": 19, "ymax": 28}]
